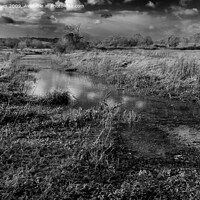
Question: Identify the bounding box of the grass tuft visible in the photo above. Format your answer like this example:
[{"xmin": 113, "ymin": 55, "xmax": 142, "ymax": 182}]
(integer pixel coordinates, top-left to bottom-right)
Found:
[{"xmin": 38, "ymin": 91, "xmax": 72, "ymax": 106}]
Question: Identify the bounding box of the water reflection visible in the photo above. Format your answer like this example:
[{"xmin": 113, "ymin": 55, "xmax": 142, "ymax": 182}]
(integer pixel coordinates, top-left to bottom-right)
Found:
[
  {"xmin": 28, "ymin": 69, "xmax": 200, "ymax": 116},
  {"xmin": 28, "ymin": 69, "xmax": 148, "ymax": 110}
]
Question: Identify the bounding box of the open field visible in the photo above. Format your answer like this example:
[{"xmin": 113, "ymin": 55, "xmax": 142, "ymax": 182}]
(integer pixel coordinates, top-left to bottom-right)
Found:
[{"xmin": 1, "ymin": 50, "xmax": 200, "ymax": 199}]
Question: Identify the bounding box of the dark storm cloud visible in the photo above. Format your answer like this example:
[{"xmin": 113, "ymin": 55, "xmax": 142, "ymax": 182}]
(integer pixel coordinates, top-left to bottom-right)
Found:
[
  {"xmin": 0, "ymin": 16, "xmax": 15, "ymax": 24},
  {"xmin": 0, "ymin": 0, "xmax": 200, "ymax": 39},
  {"xmin": 83, "ymin": 0, "xmax": 199, "ymax": 10},
  {"xmin": 0, "ymin": 16, "xmax": 25, "ymax": 24},
  {"xmin": 179, "ymin": 0, "xmax": 194, "ymax": 7}
]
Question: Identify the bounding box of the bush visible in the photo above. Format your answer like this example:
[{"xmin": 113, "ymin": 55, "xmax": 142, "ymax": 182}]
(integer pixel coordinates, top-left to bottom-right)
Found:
[
  {"xmin": 167, "ymin": 35, "xmax": 180, "ymax": 47},
  {"xmin": 39, "ymin": 91, "xmax": 72, "ymax": 106},
  {"xmin": 4, "ymin": 38, "xmax": 19, "ymax": 48},
  {"xmin": 54, "ymin": 41, "xmax": 66, "ymax": 53},
  {"xmin": 55, "ymin": 33, "xmax": 90, "ymax": 53},
  {"xmin": 41, "ymin": 41, "xmax": 52, "ymax": 48},
  {"xmin": 132, "ymin": 34, "xmax": 145, "ymax": 46},
  {"xmin": 18, "ymin": 41, "xmax": 27, "ymax": 50},
  {"xmin": 100, "ymin": 34, "xmax": 154, "ymax": 48},
  {"xmin": 144, "ymin": 36, "xmax": 154, "ymax": 46},
  {"xmin": 31, "ymin": 39, "xmax": 43, "ymax": 49},
  {"xmin": 54, "ymin": 24, "xmax": 90, "ymax": 52},
  {"xmin": 102, "ymin": 35, "xmax": 130, "ymax": 48}
]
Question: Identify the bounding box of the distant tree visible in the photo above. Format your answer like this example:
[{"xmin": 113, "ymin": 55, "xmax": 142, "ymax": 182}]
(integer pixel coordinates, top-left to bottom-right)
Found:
[
  {"xmin": 65, "ymin": 24, "xmax": 81, "ymax": 34},
  {"xmin": 117, "ymin": 36, "xmax": 130, "ymax": 47},
  {"xmin": 102, "ymin": 35, "xmax": 129, "ymax": 48},
  {"xmin": 157, "ymin": 39, "xmax": 166, "ymax": 45},
  {"xmin": 4, "ymin": 38, "xmax": 19, "ymax": 48},
  {"xmin": 31, "ymin": 39, "xmax": 43, "ymax": 48},
  {"xmin": 55, "ymin": 24, "xmax": 90, "ymax": 52},
  {"xmin": 102, "ymin": 35, "xmax": 115, "ymax": 47},
  {"xmin": 18, "ymin": 41, "xmax": 27, "ymax": 50},
  {"xmin": 182, "ymin": 37, "xmax": 189, "ymax": 44},
  {"xmin": 190, "ymin": 33, "xmax": 200, "ymax": 43},
  {"xmin": 61, "ymin": 32, "xmax": 83, "ymax": 50},
  {"xmin": 167, "ymin": 35, "xmax": 180, "ymax": 47},
  {"xmin": 178, "ymin": 37, "xmax": 190, "ymax": 48},
  {"xmin": 132, "ymin": 34, "xmax": 145, "ymax": 46},
  {"xmin": 91, "ymin": 39, "xmax": 102, "ymax": 48},
  {"xmin": 41, "ymin": 41, "xmax": 52, "ymax": 48},
  {"xmin": 0, "ymin": 40, "xmax": 4, "ymax": 47},
  {"xmin": 99, "ymin": 34, "xmax": 153, "ymax": 48},
  {"xmin": 128, "ymin": 37, "xmax": 138, "ymax": 46},
  {"xmin": 63, "ymin": 24, "xmax": 83, "ymax": 49},
  {"xmin": 25, "ymin": 38, "xmax": 32, "ymax": 47},
  {"xmin": 186, "ymin": 33, "xmax": 200, "ymax": 48},
  {"xmin": 144, "ymin": 36, "xmax": 154, "ymax": 45},
  {"xmin": 81, "ymin": 33, "xmax": 94, "ymax": 46},
  {"xmin": 153, "ymin": 38, "xmax": 167, "ymax": 48},
  {"xmin": 55, "ymin": 40, "xmax": 66, "ymax": 53}
]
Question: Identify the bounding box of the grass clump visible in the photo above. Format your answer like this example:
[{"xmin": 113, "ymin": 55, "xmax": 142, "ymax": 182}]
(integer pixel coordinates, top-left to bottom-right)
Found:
[
  {"xmin": 160, "ymin": 58, "xmax": 200, "ymax": 99},
  {"xmin": 38, "ymin": 91, "xmax": 72, "ymax": 106}
]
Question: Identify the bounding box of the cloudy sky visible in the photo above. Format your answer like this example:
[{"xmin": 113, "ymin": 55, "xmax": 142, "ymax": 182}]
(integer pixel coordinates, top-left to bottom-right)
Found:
[{"xmin": 0, "ymin": 0, "xmax": 200, "ymax": 40}]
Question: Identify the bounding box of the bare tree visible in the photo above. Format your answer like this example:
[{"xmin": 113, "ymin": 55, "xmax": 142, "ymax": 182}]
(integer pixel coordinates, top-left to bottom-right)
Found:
[
  {"xmin": 64, "ymin": 24, "xmax": 81, "ymax": 35},
  {"xmin": 55, "ymin": 24, "xmax": 90, "ymax": 52}
]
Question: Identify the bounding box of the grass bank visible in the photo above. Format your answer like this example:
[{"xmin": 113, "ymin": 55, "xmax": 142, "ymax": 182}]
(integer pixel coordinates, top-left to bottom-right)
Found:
[
  {"xmin": 1, "ymin": 54, "xmax": 200, "ymax": 199},
  {"xmin": 51, "ymin": 49, "xmax": 200, "ymax": 103}
]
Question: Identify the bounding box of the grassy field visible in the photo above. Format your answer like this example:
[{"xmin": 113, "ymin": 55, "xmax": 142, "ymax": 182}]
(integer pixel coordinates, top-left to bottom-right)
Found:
[
  {"xmin": 1, "ymin": 52, "xmax": 200, "ymax": 199},
  {"xmin": 50, "ymin": 49, "xmax": 200, "ymax": 103}
]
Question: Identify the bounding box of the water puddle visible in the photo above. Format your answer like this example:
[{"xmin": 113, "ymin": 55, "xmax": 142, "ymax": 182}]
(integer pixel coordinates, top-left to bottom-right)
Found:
[
  {"xmin": 27, "ymin": 69, "xmax": 151, "ymax": 110},
  {"xmin": 27, "ymin": 69, "xmax": 200, "ymax": 114},
  {"xmin": 27, "ymin": 68, "xmax": 200, "ymax": 158}
]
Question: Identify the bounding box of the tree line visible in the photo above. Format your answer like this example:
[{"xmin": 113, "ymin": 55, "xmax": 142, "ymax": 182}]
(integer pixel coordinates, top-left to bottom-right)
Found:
[
  {"xmin": 0, "ymin": 37, "xmax": 57, "ymax": 49},
  {"xmin": 1, "ymin": 26, "xmax": 200, "ymax": 51}
]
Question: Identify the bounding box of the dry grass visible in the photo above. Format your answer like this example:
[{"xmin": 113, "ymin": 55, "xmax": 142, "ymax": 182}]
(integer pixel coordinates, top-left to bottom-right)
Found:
[{"xmin": 50, "ymin": 49, "xmax": 200, "ymax": 102}]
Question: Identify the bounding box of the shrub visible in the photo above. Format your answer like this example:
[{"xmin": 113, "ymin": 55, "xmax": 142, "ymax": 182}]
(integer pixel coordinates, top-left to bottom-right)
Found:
[
  {"xmin": 55, "ymin": 33, "xmax": 89, "ymax": 53},
  {"xmin": 39, "ymin": 91, "xmax": 72, "ymax": 106},
  {"xmin": 132, "ymin": 34, "xmax": 145, "ymax": 46},
  {"xmin": 144, "ymin": 36, "xmax": 154, "ymax": 45},
  {"xmin": 102, "ymin": 35, "xmax": 130, "ymax": 48},
  {"xmin": 167, "ymin": 35, "xmax": 181, "ymax": 47},
  {"xmin": 4, "ymin": 38, "xmax": 19, "ymax": 48},
  {"xmin": 31, "ymin": 39, "xmax": 43, "ymax": 49},
  {"xmin": 18, "ymin": 41, "xmax": 27, "ymax": 50}
]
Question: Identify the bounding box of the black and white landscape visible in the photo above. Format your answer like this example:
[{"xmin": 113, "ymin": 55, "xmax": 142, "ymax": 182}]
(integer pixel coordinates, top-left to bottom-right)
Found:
[{"xmin": 1, "ymin": 0, "xmax": 200, "ymax": 199}]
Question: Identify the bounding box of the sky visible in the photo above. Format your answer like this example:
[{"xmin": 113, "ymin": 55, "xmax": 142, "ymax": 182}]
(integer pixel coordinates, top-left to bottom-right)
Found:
[{"xmin": 0, "ymin": 0, "xmax": 200, "ymax": 40}]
